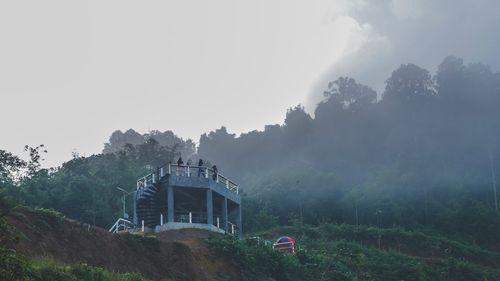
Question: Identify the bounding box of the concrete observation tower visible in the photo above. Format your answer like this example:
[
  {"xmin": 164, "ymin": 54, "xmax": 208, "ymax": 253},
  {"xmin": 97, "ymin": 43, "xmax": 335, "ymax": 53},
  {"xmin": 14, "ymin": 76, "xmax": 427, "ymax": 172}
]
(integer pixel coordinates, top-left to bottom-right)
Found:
[{"xmin": 112, "ymin": 163, "xmax": 242, "ymax": 238}]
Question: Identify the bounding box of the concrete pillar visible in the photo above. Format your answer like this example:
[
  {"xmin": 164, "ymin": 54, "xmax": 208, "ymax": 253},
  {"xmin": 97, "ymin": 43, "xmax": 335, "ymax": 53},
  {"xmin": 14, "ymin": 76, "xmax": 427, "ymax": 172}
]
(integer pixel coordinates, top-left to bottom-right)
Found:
[
  {"xmin": 222, "ymin": 197, "xmax": 228, "ymax": 232},
  {"xmin": 207, "ymin": 189, "xmax": 213, "ymax": 225},
  {"xmin": 168, "ymin": 186, "xmax": 174, "ymax": 222},
  {"xmin": 133, "ymin": 191, "xmax": 138, "ymax": 226},
  {"xmin": 236, "ymin": 203, "xmax": 242, "ymax": 239}
]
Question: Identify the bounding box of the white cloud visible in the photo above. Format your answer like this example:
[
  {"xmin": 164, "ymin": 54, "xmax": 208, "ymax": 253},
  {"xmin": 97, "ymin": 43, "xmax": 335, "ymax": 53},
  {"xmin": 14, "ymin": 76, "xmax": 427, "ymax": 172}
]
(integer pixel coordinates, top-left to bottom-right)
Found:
[
  {"xmin": 1, "ymin": 0, "xmax": 498, "ymax": 167},
  {"xmin": 306, "ymin": 0, "xmax": 500, "ymax": 111},
  {"xmin": 0, "ymin": 0, "xmax": 360, "ymax": 167},
  {"xmin": 390, "ymin": 0, "xmax": 423, "ymax": 20}
]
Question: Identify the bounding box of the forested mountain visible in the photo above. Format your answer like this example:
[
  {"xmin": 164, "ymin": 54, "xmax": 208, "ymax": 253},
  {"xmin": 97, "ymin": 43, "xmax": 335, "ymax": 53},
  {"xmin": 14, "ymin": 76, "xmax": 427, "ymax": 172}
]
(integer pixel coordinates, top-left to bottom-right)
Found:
[
  {"xmin": 2, "ymin": 56, "xmax": 500, "ymax": 280},
  {"xmin": 200, "ymin": 57, "xmax": 500, "ymax": 183},
  {"xmin": 1, "ymin": 56, "xmax": 500, "ymax": 250},
  {"xmin": 198, "ymin": 57, "xmax": 500, "ymax": 248}
]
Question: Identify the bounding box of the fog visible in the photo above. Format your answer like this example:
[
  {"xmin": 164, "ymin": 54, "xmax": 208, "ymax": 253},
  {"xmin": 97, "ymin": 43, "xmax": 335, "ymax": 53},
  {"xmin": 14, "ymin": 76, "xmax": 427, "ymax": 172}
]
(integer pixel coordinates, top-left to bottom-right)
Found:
[
  {"xmin": 103, "ymin": 55, "xmax": 500, "ymax": 236},
  {"xmin": 3, "ymin": 0, "xmax": 500, "ymax": 255},
  {"xmin": 1, "ymin": 0, "xmax": 499, "ymax": 170},
  {"xmin": 307, "ymin": 0, "xmax": 500, "ymax": 107}
]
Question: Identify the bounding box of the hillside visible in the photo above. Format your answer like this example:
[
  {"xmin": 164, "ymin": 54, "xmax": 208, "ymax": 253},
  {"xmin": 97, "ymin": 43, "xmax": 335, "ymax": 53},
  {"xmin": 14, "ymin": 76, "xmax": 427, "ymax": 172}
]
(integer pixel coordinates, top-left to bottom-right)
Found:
[
  {"xmin": 2, "ymin": 200, "xmax": 500, "ymax": 281},
  {"xmin": 208, "ymin": 225, "xmax": 500, "ymax": 281},
  {"xmin": 0, "ymin": 201, "xmax": 242, "ymax": 281}
]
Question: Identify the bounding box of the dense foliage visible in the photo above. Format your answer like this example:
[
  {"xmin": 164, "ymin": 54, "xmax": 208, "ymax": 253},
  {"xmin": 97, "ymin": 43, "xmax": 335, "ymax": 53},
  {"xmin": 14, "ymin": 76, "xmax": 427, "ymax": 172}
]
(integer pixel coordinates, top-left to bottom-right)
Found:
[
  {"xmin": 1, "ymin": 55, "xmax": 500, "ymax": 279},
  {"xmin": 0, "ymin": 139, "xmax": 179, "ymax": 227},
  {"xmin": 197, "ymin": 57, "xmax": 500, "ymax": 249},
  {"xmin": 208, "ymin": 225, "xmax": 500, "ymax": 281},
  {"xmin": 0, "ymin": 247, "xmax": 149, "ymax": 281}
]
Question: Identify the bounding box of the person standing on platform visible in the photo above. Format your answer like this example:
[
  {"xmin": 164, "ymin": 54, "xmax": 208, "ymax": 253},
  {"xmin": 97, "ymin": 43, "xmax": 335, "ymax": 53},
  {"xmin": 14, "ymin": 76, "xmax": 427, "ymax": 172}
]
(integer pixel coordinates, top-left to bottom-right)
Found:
[
  {"xmin": 176, "ymin": 157, "xmax": 184, "ymax": 176},
  {"xmin": 198, "ymin": 159, "xmax": 205, "ymax": 177},
  {"xmin": 212, "ymin": 165, "xmax": 218, "ymax": 181}
]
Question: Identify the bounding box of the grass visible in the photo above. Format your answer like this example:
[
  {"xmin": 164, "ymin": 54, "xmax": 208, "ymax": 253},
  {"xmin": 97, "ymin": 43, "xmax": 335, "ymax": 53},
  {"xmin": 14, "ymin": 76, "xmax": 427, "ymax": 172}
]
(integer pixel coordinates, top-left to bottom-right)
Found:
[
  {"xmin": 208, "ymin": 224, "xmax": 500, "ymax": 281},
  {"xmin": 259, "ymin": 223, "xmax": 500, "ymax": 268},
  {"xmin": 0, "ymin": 248, "xmax": 151, "ymax": 281}
]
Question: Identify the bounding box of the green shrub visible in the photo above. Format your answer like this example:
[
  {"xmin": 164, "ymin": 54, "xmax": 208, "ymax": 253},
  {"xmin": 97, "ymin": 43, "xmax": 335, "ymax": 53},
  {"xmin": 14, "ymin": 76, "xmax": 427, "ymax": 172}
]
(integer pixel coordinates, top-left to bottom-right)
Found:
[
  {"xmin": 0, "ymin": 247, "xmax": 151, "ymax": 281},
  {"xmin": 208, "ymin": 236, "xmax": 310, "ymax": 281},
  {"xmin": 32, "ymin": 208, "xmax": 65, "ymax": 222},
  {"xmin": 215, "ymin": 224, "xmax": 500, "ymax": 281},
  {"xmin": 0, "ymin": 247, "xmax": 31, "ymax": 281}
]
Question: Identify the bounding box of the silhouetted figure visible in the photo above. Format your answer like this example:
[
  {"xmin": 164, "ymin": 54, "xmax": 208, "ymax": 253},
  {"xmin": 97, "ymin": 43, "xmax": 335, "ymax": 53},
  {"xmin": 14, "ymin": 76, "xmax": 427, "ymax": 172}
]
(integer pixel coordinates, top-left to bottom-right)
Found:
[
  {"xmin": 212, "ymin": 165, "xmax": 218, "ymax": 181},
  {"xmin": 198, "ymin": 159, "xmax": 204, "ymax": 177},
  {"xmin": 176, "ymin": 157, "xmax": 184, "ymax": 175}
]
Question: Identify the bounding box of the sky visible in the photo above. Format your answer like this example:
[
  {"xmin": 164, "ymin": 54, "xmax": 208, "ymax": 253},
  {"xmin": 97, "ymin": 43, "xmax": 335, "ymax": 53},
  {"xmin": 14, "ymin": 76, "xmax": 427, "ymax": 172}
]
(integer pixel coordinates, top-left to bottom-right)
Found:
[{"xmin": 1, "ymin": 0, "xmax": 499, "ymax": 167}]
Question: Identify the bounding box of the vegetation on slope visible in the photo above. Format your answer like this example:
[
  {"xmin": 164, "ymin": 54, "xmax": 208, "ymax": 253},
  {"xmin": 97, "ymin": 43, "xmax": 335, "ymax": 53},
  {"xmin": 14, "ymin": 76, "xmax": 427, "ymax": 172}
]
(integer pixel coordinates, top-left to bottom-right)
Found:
[
  {"xmin": 0, "ymin": 249, "xmax": 149, "ymax": 281},
  {"xmin": 0, "ymin": 200, "xmax": 150, "ymax": 281},
  {"xmin": 0, "ymin": 198, "xmax": 244, "ymax": 281},
  {"xmin": 208, "ymin": 224, "xmax": 500, "ymax": 281},
  {"xmin": 200, "ymin": 57, "xmax": 500, "ymax": 250},
  {"xmin": 2, "ymin": 55, "xmax": 500, "ymax": 280}
]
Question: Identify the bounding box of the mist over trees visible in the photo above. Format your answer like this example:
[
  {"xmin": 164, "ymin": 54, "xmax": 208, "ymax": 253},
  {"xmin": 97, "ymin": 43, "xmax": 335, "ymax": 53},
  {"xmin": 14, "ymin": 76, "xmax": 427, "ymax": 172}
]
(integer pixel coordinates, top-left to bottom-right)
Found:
[
  {"xmin": 103, "ymin": 129, "xmax": 196, "ymax": 160},
  {"xmin": 200, "ymin": 57, "xmax": 500, "ymax": 182},
  {"xmin": 1, "ymin": 56, "xmax": 500, "ymax": 251},
  {"xmin": 198, "ymin": 57, "xmax": 500, "ymax": 246}
]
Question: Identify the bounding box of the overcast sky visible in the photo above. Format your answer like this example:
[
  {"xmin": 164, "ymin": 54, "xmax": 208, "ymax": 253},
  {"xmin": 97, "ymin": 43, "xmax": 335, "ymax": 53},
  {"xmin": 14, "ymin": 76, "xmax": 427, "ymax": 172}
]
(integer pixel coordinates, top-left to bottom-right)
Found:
[{"xmin": 1, "ymin": 0, "xmax": 499, "ymax": 167}]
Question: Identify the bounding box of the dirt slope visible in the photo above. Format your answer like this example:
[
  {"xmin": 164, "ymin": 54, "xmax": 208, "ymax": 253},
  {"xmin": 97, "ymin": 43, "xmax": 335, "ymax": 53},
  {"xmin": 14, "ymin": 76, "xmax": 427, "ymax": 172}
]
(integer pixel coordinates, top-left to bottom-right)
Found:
[{"xmin": 3, "ymin": 207, "xmax": 243, "ymax": 281}]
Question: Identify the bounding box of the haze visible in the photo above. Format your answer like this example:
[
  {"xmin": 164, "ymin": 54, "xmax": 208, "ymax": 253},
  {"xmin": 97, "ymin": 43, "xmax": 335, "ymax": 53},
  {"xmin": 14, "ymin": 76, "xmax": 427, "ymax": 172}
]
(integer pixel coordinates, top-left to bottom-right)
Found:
[{"xmin": 1, "ymin": 0, "xmax": 499, "ymax": 167}]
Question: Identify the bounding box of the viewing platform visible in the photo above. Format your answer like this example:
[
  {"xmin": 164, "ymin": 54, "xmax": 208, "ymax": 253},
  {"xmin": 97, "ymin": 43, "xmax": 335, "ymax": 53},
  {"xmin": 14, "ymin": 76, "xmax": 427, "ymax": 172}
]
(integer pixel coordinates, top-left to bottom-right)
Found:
[{"xmin": 131, "ymin": 163, "xmax": 242, "ymax": 238}]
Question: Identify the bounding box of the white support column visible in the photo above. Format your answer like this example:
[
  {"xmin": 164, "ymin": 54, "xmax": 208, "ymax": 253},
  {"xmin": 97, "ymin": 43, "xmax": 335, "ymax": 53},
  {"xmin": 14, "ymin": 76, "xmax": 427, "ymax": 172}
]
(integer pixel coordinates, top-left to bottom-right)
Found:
[
  {"xmin": 133, "ymin": 191, "xmax": 137, "ymax": 226},
  {"xmin": 217, "ymin": 217, "xmax": 220, "ymax": 228},
  {"xmin": 187, "ymin": 166, "xmax": 190, "ymax": 177},
  {"xmin": 236, "ymin": 203, "xmax": 242, "ymax": 239},
  {"xmin": 168, "ymin": 163, "xmax": 171, "ymax": 174},
  {"xmin": 160, "ymin": 214, "xmax": 163, "ymax": 225},
  {"xmin": 205, "ymin": 168, "xmax": 209, "ymax": 178},
  {"xmin": 189, "ymin": 212, "xmax": 192, "ymax": 223},
  {"xmin": 168, "ymin": 186, "xmax": 174, "ymax": 222},
  {"xmin": 141, "ymin": 220, "xmax": 145, "ymax": 232},
  {"xmin": 222, "ymin": 197, "xmax": 228, "ymax": 232},
  {"xmin": 207, "ymin": 189, "xmax": 213, "ymax": 225}
]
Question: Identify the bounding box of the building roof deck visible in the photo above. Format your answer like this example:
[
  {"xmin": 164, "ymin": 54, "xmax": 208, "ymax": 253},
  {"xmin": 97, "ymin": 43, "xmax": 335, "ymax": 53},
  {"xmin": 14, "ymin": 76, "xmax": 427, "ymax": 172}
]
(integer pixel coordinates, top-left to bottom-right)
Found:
[{"xmin": 136, "ymin": 163, "xmax": 239, "ymax": 195}]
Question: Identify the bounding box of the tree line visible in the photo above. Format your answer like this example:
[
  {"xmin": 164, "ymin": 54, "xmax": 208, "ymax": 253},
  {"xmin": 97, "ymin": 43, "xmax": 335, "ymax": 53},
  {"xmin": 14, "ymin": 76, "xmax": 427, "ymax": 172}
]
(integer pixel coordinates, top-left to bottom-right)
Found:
[
  {"xmin": 198, "ymin": 57, "xmax": 500, "ymax": 249},
  {"xmin": 1, "ymin": 56, "xmax": 500, "ymax": 250}
]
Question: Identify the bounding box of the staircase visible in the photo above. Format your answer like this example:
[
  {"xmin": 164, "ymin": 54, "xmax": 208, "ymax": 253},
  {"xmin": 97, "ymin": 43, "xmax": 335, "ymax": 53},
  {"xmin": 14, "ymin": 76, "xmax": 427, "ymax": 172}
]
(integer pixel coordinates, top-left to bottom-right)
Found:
[{"xmin": 135, "ymin": 173, "xmax": 169, "ymax": 228}]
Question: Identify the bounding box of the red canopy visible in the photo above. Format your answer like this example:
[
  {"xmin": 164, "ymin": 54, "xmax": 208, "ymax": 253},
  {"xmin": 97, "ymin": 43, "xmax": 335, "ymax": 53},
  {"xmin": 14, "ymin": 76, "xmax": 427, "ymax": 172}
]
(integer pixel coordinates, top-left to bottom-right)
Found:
[{"xmin": 275, "ymin": 236, "xmax": 296, "ymax": 244}]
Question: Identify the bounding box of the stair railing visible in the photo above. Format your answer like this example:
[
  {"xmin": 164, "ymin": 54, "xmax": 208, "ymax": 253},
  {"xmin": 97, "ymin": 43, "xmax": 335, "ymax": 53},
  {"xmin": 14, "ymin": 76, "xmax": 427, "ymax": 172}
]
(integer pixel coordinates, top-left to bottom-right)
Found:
[{"xmin": 109, "ymin": 218, "xmax": 134, "ymax": 233}]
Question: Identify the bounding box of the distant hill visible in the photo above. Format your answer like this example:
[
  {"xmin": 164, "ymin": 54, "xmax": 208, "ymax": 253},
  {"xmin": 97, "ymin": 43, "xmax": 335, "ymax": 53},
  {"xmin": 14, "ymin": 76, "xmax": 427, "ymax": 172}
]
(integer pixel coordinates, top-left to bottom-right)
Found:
[{"xmin": 103, "ymin": 129, "xmax": 196, "ymax": 160}]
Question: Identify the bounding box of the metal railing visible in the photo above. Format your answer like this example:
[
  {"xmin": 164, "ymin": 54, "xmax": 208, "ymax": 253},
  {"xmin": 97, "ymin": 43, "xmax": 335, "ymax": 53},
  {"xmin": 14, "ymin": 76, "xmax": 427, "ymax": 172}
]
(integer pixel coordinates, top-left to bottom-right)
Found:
[
  {"xmin": 160, "ymin": 211, "xmax": 237, "ymax": 235},
  {"xmin": 246, "ymin": 236, "xmax": 273, "ymax": 246},
  {"xmin": 136, "ymin": 163, "xmax": 239, "ymax": 194},
  {"xmin": 136, "ymin": 173, "xmax": 156, "ymax": 189},
  {"xmin": 109, "ymin": 218, "xmax": 134, "ymax": 233},
  {"xmin": 227, "ymin": 221, "xmax": 239, "ymax": 236},
  {"xmin": 174, "ymin": 211, "xmax": 206, "ymax": 224}
]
